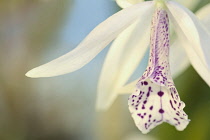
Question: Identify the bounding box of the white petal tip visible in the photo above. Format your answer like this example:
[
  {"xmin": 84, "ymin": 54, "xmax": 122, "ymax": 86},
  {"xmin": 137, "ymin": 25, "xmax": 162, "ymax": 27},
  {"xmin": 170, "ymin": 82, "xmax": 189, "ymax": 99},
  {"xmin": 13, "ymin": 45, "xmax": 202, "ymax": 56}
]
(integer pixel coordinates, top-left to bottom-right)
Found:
[
  {"xmin": 25, "ymin": 69, "xmax": 40, "ymax": 78},
  {"xmin": 25, "ymin": 67, "xmax": 48, "ymax": 78}
]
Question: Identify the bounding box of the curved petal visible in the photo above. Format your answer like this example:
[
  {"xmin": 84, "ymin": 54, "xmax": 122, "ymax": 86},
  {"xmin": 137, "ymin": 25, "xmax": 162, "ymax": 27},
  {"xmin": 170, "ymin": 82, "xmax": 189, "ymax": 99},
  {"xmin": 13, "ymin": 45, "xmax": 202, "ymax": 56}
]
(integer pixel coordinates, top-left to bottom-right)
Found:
[
  {"xmin": 26, "ymin": 1, "xmax": 154, "ymax": 78},
  {"xmin": 166, "ymin": 1, "xmax": 210, "ymax": 69},
  {"xmin": 170, "ymin": 40, "xmax": 190, "ymax": 78},
  {"xmin": 187, "ymin": 46, "xmax": 210, "ymax": 87},
  {"xmin": 196, "ymin": 3, "xmax": 210, "ymax": 19},
  {"xmin": 174, "ymin": 0, "xmax": 201, "ymax": 10},
  {"xmin": 175, "ymin": 31, "xmax": 210, "ymax": 86},
  {"xmin": 116, "ymin": 0, "xmax": 144, "ymax": 9},
  {"xmin": 96, "ymin": 7, "xmax": 154, "ymax": 110},
  {"xmin": 196, "ymin": 3, "xmax": 210, "ymax": 31}
]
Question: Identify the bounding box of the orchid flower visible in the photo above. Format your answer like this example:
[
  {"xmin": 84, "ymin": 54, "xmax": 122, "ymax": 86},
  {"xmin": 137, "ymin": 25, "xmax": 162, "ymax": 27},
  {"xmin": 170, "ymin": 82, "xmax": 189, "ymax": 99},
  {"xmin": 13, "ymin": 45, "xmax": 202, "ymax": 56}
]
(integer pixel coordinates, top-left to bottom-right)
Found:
[{"xmin": 26, "ymin": 0, "xmax": 210, "ymax": 134}]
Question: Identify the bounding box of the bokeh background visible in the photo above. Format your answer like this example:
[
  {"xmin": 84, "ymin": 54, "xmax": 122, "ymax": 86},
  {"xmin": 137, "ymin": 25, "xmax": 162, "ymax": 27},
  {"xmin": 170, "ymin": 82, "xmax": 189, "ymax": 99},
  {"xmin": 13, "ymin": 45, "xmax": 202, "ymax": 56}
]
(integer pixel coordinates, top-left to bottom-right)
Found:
[{"xmin": 0, "ymin": 0, "xmax": 210, "ymax": 140}]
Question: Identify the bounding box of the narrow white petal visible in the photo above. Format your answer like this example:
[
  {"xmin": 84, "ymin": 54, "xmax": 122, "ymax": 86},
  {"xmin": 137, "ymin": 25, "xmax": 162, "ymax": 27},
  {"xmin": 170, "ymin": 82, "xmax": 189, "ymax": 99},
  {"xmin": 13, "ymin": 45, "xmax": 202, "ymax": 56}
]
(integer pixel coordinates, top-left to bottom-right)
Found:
[
  {"xmin": 176, "ymin": 33, "xmax": 210, "ymax": 86},
  {"xmin": 170, "ymin": 40, "xmax": 190, "ymax": 78},
  {"xmin": 96, "ymin": 7, "xmax": 154, "ymax": 110},
  {"xmin": 116, "ymin": 0, "xmax": 144, "ymax": 8},
  {"xmin": 196, "ymin": 4, "xmax": 210, "ymax": 31},
  {"xmin": 186, "ymin": 47, "xmax": 210, "ymax": 87},
  {"xmin": 196, "ymin": 4, "xmax": 210, "ymax": 20},
  {"xmin": 167, "ymin": 1, "xmax": 210, "ymax": 69},
  {"xmin": 116, "ymin": 0, "xmax": 133, "ymax": 8},
  {"xmin": 26, "ymin": 1, "xmax": 154, "ymax": 78},
  {"xmin": 168, "ymin": 15, "xmax": 210, "ymax": 86},
  {"xmin": 174, "ymin": 0, "xmax": 201, "ymax": 10}
]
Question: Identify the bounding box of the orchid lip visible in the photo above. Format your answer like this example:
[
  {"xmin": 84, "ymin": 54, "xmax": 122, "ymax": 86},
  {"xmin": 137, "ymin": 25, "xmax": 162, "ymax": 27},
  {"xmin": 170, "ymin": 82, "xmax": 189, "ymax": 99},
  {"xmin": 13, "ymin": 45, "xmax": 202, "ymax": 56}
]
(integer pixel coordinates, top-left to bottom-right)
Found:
[{"xmin": 128, "ymin": 8, "xmax": 189, "ymax": 134}]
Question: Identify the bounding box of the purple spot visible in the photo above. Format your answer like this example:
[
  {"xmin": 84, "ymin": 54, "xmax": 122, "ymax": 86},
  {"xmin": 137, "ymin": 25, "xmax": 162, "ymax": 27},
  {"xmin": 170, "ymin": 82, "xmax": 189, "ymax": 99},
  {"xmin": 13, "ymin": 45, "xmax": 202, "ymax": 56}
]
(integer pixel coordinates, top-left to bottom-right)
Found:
[
  {"xmin": 158, "ymin": 91, "xmax": 164, "ymax": 97},
  {"xmin": 159, "ymin": 109, "xmax": 164, "ymax": 114},
  {"xmin": 144, "ymin": 81, "xmax": 148, "ymax": 85},
  {"xmin": 170, "ymin": 100, "xmax": 176, "ymax": 110},
  {"xmin": 150, "ymin": 106, "xmax": 153, "ymax": 110},
  {"xmin": 145, "ymin": 123, "xmax": 147, "ymax": 129},
  {"xmin": 174, "ymin": 118, "xmax": 178, "ymax": 121}
]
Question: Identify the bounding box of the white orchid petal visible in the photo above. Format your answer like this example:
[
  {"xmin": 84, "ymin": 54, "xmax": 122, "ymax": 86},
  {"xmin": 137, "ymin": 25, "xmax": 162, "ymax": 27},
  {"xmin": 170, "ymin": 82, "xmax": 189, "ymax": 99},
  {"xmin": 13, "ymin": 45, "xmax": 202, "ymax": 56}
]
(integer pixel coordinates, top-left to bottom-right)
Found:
[
  {"xmin": 118, "ymin": 79, "xmax": 138, "ymax": 94},
  {"xmin": 167, "ymin": 8, "xmax": 210, "ymax": 86},
  {"xmin": 129, "ymin": 79, "xmax": 189, "ymax": 134},
  {"xmin": 116, "ymin": 0, "xmax": 144, "ymax": 9},
  {"xmin": 26, "ymin": 1, "xmax": 154, "ymax": 78},
  {"xmin": 175, "ymin": 32, "xmax": 210, "ymax": 86},
  {"xmin": 196, "ymin": 4, "xmax": 210, "ymax": 31},
  {"xmin": 170, "ymin": 40, "xmax": 190, "ymax": 78},
  {"xmin": 166, "ymin": 1, "xmax": 210, "ymax": 69},
  {"xmin": 116, "ymin": 0, "xmax": 133, "ymax": 8},
  {"xmin": 187, "ymin": 47, "xmax": 210, "ymax": 87},
  {"xmin": 174, "ymin": 0, "xmax": 201, "ymax": 10},
  {"xmin": 96, "ymin": 7, "xmax": 154, "ymax": 110},
  {"xmin": 196, "ymin": 3, "xmax": 210, "ymax": 20},
  {"xmin": 187, "ymin": 46, "xmax": 210, "ymax": 87}
]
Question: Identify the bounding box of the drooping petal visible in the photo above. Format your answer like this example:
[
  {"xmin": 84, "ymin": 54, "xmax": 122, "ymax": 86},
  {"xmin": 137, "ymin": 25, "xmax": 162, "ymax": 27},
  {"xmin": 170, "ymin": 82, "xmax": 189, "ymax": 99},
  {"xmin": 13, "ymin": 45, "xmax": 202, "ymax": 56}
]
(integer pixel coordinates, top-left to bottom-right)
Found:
[
  {"xmin": 166, "ymin": 1, "xmax": 210, "ymax": 69},
  {"xmin": 116, "ymin": 0, "xmax": 144, "ymax": 9},
  {"xmin": 96, "ymin": 8, "xmax": 153, "ymax": 110},
  {"xmin": 128, "ymin": 79, "xmax": 189, "ymax": 134},
  {"xmin": 174, "ymin": 30, "xmax": 210, "ymax": 86},
  {"xmin": 174, "ymin": 0, "xmax": 201, "ymax": 10},
  {"xmin": 196, "ymin": 3, "xmax": 210, "ymax": 31},
  {"xmin": 26, "ymin": 1, "xmax": 154, "ymax": 78},
  {"xmin": 170, "ymin": 40, "xmax": 190, "ymax": 78},
  {"xmin": 167, "ymin": 2, "xmax": 210, "ymax": 86}
]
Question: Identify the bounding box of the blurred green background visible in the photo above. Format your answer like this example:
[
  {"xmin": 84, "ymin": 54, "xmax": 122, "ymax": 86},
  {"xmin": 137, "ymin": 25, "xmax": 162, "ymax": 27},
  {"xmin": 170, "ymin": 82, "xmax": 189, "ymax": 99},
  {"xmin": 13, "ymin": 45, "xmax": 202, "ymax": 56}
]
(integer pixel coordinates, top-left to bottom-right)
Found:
[{"xmin": 0, "ymin": 0, "xmax": 210, "ymax": 140}]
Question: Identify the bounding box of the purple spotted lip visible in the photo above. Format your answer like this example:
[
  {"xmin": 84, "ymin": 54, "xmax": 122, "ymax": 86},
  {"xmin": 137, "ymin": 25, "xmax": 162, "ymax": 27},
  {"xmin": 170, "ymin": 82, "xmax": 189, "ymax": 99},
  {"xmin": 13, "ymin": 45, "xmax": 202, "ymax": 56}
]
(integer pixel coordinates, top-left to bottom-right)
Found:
[{"xmin": 128, "ymin": 8, "xmax": 190, "ymax": 134}]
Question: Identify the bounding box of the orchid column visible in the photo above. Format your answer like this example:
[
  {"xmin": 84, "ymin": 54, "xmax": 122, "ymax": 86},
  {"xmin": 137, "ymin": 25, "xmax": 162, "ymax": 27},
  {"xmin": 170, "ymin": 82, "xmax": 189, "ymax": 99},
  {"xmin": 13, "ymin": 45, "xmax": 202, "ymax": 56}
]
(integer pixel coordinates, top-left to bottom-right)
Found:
[{"xmin": 128, "ymin": 1, "xmax": 190, "ymax": 134}]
